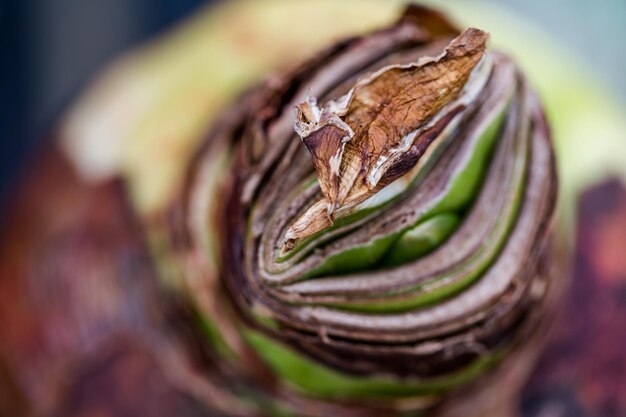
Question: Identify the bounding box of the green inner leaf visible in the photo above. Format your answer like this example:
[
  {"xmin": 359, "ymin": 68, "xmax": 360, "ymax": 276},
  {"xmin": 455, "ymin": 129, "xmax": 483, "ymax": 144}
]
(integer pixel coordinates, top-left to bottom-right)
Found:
[
  {"xmin": 241, "ymin": 328, "xmax": 501, "ymax": 399},
  {"xmin": 383, "ymin": 213, "xmax": 460, "ymax": 266}
]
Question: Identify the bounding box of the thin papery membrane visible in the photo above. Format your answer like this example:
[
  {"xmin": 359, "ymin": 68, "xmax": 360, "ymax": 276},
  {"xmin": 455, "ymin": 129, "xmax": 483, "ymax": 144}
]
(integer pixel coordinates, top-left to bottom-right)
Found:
[
  {"xmin": 283, "ymin": 52, "xmax": 493, "ymax": 249},
  {"xmin": 285, "ymin": 29, "xmax": 490, "ymax": 249}
]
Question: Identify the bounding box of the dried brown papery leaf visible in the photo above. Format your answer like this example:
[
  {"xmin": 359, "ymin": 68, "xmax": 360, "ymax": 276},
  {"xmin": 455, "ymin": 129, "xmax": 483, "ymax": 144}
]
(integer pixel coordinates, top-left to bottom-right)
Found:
[{"xmin": 286, "ymin": 28, "xmax": 489, "ymax": 250}]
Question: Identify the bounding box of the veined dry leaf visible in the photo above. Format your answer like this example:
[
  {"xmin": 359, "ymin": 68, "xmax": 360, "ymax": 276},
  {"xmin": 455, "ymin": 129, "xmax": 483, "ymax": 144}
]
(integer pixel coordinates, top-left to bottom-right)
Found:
[{"xmin": 288, "ymin": 28, "xmax": 489, "ymax": 248}]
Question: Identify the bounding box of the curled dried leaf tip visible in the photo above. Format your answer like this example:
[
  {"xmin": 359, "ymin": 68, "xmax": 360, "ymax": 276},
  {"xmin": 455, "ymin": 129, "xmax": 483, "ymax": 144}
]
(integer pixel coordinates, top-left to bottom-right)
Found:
[{"xmin": 285, "ymin": 28, "xmax": 490, "ymax": 251}]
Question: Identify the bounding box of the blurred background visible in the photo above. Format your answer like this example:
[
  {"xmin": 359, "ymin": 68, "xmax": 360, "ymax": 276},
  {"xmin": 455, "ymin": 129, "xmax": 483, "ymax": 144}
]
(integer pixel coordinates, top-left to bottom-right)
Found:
[
  {"xmin": 2, "ymin": 1, "xmax": 626, "ymax": 416},
  {"xmin": 1, "ymin": 0, "xmax": 626, "ymax": 200}
]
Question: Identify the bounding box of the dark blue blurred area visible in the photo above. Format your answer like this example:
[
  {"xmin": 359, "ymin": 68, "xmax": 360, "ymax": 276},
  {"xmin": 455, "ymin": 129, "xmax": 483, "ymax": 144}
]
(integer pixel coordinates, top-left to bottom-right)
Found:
[{"xmin": 0, "ymin": 0, "xmax": 210, "ymax": 200}]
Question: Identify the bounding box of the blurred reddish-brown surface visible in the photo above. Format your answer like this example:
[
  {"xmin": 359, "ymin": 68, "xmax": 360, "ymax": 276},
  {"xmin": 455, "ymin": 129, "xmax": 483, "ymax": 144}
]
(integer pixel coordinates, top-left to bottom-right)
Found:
[
  {"xmin": 0, "ymin": 148, "xmax": 211, "ymax": 417},
  {"xmin": 521, "ymin": 179, "xmax": 626, "ymax": 417}
]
